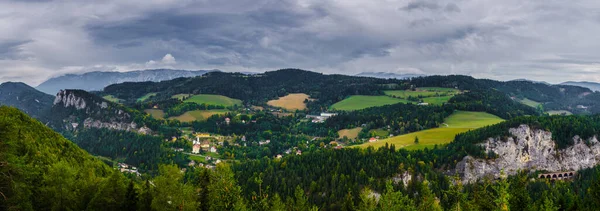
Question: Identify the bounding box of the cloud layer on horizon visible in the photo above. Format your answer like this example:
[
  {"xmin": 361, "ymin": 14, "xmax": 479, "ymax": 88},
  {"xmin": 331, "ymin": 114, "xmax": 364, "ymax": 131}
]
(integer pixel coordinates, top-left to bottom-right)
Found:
[{"xmin": 1, "ymin": 0, "xmax": 600, "ymax": 85}]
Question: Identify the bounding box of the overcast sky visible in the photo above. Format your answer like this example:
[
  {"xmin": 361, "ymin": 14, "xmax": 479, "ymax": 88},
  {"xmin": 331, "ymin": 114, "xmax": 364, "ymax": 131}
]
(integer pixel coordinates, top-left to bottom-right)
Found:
[{"xmin": 1, "ymin": 0, "xmax": 600, "ymax": 85}]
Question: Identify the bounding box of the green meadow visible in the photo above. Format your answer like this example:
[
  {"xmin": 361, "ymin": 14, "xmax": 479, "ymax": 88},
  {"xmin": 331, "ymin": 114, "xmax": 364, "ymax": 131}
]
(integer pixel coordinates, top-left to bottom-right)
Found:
[
  {"xmin": 358, "ymin": 111, "xmax": 504, "ymax": 150},
  {"xmin": 177, "ymin": 94, "xmax": 242, "ymax": 107},
  {"xmin": 330, "ymin": 95, "xmax": 408, "ymax": 111},
  {"xmin": 137, "ymin": 92, "xmax": 157, "ymax": 102},
  {"xmin": 168, "ymin": 109, "xmax": 228, "ymax": 123},
  {"xmin": 103, "ymin": 95, "xmax": 123, "ymax": 103}
]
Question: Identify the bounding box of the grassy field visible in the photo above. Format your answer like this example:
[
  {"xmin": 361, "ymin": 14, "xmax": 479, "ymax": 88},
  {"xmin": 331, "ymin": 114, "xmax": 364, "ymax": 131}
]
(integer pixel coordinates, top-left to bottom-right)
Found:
[
  {"xmin": 369, "ymin": 129, "xmax": 390, "ymax": 137},
  {"xmin": 331, "ymin": 95, "xmax": 408, "ymax": 111},
  {"xmin": 182, "ymin": 94, "xmax": 242, "ymax": 107},
  {"xmin": 267, "ymin": 93, "xmax": 310, "ymax": 110},
  {"xmin": 358, "ymin": 111, "xmax": 504, "ymax": 150},
  {"xmin": 168, "ymin": 109, "xmax": 228, "ymax": 122},
  {"xmin": 517, "ymin": 98, "xmax": 541, "ymax": 108},
  {"xmin": 384, "ymin": 87, "xmax": 460, "ymax": 98},
  {"xmin": 338, "ymin": 127, "xmax": 362, "ymax": 139},
  {"xmin": 103, "ymin": 95, "xmax": 123, "ymax": 103},
  {"xmin": 144, "ymin": 109, "xmax": 165, "ymax": 119},
  {"xmin": 547, "ymin": 110, "xmax": 573, "ymax": 116},
  {"xmin": 421, "ymin": 96, "xmax": 454, "ymax": 105},
  {"xmin": 384, "ymin": 87, "xmax": 460, "ymax": 105},
  {"xmin": 137, "ymin": 92, "xmax": 157, "ymax": 102},
  {"xmin": 188, "ymin": 155, "xmax": 206, "ymax": 163}
]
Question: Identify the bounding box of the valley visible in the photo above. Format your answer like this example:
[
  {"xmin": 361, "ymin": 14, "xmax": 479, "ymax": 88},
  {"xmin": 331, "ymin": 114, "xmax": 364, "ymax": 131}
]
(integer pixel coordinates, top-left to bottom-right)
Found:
[{"xmin": 3, "ymin": 69, "xmax": 600, "ymax": 210}]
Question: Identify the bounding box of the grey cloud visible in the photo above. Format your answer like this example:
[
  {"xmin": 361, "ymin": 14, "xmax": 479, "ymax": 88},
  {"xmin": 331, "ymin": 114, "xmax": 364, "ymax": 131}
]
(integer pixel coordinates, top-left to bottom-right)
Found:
[
  {"xmin": 1, "ymin": 0, "xmax": 600, "ymax": 85},
  {"xmin": 401, "ymin": 1, "xmax": 441, "ymax": 11},
  {"xmin": 0, "ymin": 40, "xmax": 31, "ymax": 59}
]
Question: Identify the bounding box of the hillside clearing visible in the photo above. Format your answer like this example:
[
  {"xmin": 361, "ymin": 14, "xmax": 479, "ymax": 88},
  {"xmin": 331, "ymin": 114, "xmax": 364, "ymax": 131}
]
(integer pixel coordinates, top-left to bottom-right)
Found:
[
  {"xmin": 384, "ymin": 87, "xmax": 460, "ymax": 105},
  {"xmin": 517, "ymin": 98, "xmax": 541, "ymax": 108},
  {"xmin": 137, "ymin": 92, "xmax": 157, "ymax": 102},
  {"xmin": 338, "ymin": 127, "xmax": 362, "ymax": 139},
  {"xmin": 182, "ymin": 94, "xmax": 242, "ymax": 107},
  {"xmin": 331, "ymin": 95, "xmax": 408, "ymax": 111},
  {"xmin": 144, "ymin": 109, "xmax": 165, "ymax": 119},
  {"xmin": 172, "ymin": 94, "xmax": 192, "ymax": 100},
  {"xmin": 103, "ymin": 95, "xmax": 123, "ymax": 103},
  {"xmin": 168, "ymin": 109, "xmax": 228, "ymax": 122},
  {"xmin": 267, "ymin": 93, "xmax": 310, "ymax": 110},
  {"xmin": 357, "ymin": 111, "xmax": 504, "ymax": 149},
  {"xmin": 547, "ymin": 110, "xmax": 573, "ymax": 116}
]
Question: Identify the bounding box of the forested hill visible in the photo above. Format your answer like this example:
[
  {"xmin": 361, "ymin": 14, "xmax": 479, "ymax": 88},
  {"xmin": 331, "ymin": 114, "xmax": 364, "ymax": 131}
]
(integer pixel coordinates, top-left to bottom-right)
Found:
[
  {"xmin": 100, "ymin": 69, "xmax": 600, "ymax": 114},
  {"xmin": 0, "ymin": 106, "xmax": 113, "ymax": 210},
  {"xmin": 0, "ymin": 82, "xmax": 53, "ymax": 119},
  {"xmin": 101, "ymin": 69, "xmax": 400, "ymax": 107}
]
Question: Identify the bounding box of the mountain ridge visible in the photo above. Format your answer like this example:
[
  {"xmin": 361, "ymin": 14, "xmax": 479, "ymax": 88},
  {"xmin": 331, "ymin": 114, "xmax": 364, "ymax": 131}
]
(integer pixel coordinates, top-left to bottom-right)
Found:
[
  {"xmin": 36, "ymin": 69, "xmax": 215, "ymax": 94},
  {"xmin": 560, "ymin": 81, "xmax": 600, "ymax": 92}
]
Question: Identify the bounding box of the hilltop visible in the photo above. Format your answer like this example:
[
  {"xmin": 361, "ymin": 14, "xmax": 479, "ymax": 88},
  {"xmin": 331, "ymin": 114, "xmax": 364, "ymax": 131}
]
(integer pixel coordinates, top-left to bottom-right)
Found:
[{"xmin": 0, "ymin": 82, "xmax": 54, "ymax": 119}]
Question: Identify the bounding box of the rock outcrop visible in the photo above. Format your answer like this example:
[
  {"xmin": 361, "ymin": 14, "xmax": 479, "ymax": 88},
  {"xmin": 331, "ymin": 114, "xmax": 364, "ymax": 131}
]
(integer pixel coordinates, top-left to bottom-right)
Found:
[
  {"xmin": 53, "ymin": 90, "xmax": 150, "ymax": 134},
  {"xmin": 455, "ymin": 125, "xmax": 600, "ymax": 183}
]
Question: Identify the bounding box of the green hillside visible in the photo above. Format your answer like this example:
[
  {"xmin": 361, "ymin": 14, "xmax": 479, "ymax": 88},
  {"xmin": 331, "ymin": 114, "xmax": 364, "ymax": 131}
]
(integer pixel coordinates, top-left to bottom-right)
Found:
[
  {"xmin": 331, "ymin": 95, "xmax": 408, "ymax": 111},
  {"xmin": 0, "ymin": 106, "xmax": 113, "ymax": 210},
  {"xmin": 358, "ymin": 111, "xmax": 504, "ymax": 149},
  {"xmin": 182, "ymin": 94, "xmax": 242, "ymax": 107}
]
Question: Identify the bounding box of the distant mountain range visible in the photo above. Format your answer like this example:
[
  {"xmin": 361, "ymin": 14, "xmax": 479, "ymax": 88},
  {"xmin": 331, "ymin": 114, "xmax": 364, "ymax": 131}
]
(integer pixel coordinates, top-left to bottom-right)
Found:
[
  {"xmin": 355, "ymin": 72, "xmax": 426, "ymax": 79},
  {"xmin": 0, "ymin": 82, "xmax": 54, "ymax": 119},
  {"xmin": 36, "ymin": 69, "xmax": 215, "ymax": 95},
  {"xmin": 509, "ymin": 78, "xmax": 551, "ymax": 85},
  {"xmin": 560, "ymin": 81, "xmax": 600, "ymax": 92}
]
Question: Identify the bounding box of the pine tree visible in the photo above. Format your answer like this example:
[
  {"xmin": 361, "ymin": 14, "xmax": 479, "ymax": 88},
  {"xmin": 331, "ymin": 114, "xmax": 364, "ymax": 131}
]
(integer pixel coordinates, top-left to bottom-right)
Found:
[
  {"xmin": 208, "ymin": 163, "xmax": 245, "ymax": 211},
  {"xmin": 378, "ymin": 181, "xmax": 416, "ymax": 211},
  {"xmin": 357, "ymin": 188, "xmax": 377, "ymax": 211},
  {"xmin": 417, "ymin": 180, "xmax": 442, "ymax": 211},
  {"xmin": 138, "ymin": 180, "xmax": 153, "ymax": 211},
  {"xmin": 124, "ymin": 181, "xmax": 138, "ymax": 211},
  {"xmin": 493, "ymin": 171, "xmax": 511, "ymax": 211}
]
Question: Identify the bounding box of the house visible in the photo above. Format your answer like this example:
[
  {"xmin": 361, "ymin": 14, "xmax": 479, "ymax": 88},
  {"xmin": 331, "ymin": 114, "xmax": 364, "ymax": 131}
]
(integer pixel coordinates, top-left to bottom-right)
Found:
[
  {"xmin": 369, "ymin": 137, "xmax": 378, "ymax": 143},
  {"xmin": 201, "ymin": 141, "xmax": 211, "ymax": 151},
  {"xmin": 225, "ymin": 117, "xmax": 231, "ymax": 124},
  {"xmin": 259, "ymin": 140, "xmax": 271, "ymax": 145},
  {"xmin": 210, "ymin": 146, "xmax": 217, "ymax": 153},
  {"xmin": 418, "ymin": 102, "xmax": 429, "ymax": 106},
  {"xmin": 296, "ymin": 150, "xmax": 302, "ymax": 155},
  {"xmin": 276, "ymin": 154, "xmax": 283, "ymax": 159},
  {"xmin": 195, "ymin": 133, "xmax": 211, "ymax": 142},
  {"xmin": 195, "ymin": 133, "xmax": 211, "ymax": 138},
  {"xmin": 215, "ymin": 159, "xmax": 222, "ymax": 164},
  {"xmin": 192, "ymin": 144, "xmax": 201, "ymax": 154},
  {"xmin": 206, "ymin": 156, "xmax": 212, "ymax": 161},
  {"xmin": 188, "ymin": 160, "xmax": 196, "ymax": 167},
  {"xmin": 320, "ymin": 112, "xmax": 338, "ymax": 117},
  {"xmin": 335, "ymin": 145, "xmax": 343, "ymax": 150}
]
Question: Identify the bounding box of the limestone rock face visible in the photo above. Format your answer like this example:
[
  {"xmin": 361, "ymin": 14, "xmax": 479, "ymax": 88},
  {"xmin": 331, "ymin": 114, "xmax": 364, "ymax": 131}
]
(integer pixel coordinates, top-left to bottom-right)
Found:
[
  {"xmin": 54, "ymin": 90, "xmax": 87, "ymax": 110},
  {"xmin": 83, "ymin": 118, "xmax": 139, "ymax": 132},
  {"xmin": 53, "ymin": 90, "xmax": 151, "ymax": 134},
  {"xmin": 456, "ymin": 125, "xmax": 600, "ymax": 183}
]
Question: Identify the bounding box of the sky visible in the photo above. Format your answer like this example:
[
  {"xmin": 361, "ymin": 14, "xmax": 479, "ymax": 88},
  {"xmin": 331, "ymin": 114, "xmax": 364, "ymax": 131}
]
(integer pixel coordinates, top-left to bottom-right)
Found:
[{"xmin": 1, "ymin": 0, "xmax": 600, "ymax": 86}]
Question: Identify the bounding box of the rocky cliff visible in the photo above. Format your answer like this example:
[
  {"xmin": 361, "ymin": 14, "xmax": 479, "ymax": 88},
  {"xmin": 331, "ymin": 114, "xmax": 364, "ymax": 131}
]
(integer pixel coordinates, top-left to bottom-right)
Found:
[
  {"xmin": 455, "ymin": 125, "xmax": 600, "ymax": 183},
  {"xmin": 53, "ymin": 90, "xmax": 150, "ymax": 133}
]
